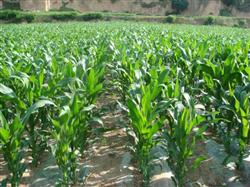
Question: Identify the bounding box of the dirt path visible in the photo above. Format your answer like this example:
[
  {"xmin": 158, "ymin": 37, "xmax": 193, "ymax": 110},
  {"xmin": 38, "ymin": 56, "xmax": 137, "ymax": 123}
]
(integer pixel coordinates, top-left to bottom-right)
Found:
[{"xmin": 83, "ymin": 93, "xmax": 142, "ymax": 187}]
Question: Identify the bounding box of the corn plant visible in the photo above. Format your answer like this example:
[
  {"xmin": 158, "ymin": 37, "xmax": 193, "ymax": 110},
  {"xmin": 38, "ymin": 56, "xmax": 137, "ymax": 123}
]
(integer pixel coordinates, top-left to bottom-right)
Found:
[
  {"xmin": 219, "ymin": 85, "xmax": 250, "ymax": 168},
  {"xmin": 164, "ymin": 104, "xmax": 206, "ymax": 186},
  {"xmin": 197, "ymin": 55, "xmax": 249, "ymax": 166},
  {"xmin": 109, "ymin": 59, "xmax": 140, "ymax": 102},
  {"xmin": 21, "ymin": 99, "xmax": 55, "ymax": 166},
  {"xmin": 234, "ymin": 86, "xmax": 250, "ymax": 168},
  {"xmin": 51, "ymin": 92, "xmax": 94, "ymax": 185},
  {"xmin": 51, "ymin": 109, "xmax": 77, "ymax": 185},
  {"xmin": 0, "ymin": 112, "xmax": 25, "ymax": 187},
  {"xmin": 126, "ymin": 67, "xmax": 170, "ymax": 183},
  {"xmin": 0, "ymin": 66, "xmax": 57, "ymax": 167},
  {"xmin": 84, "ymin": 63, "xmax": 105, "ymax": 105}
]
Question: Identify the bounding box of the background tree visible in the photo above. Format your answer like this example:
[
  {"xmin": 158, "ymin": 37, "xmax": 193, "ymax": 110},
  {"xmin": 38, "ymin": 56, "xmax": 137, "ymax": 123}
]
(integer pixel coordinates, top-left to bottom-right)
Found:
[
  {"xmin": 171, "ymin": 0, "xmax": 189, "ymax": 14},
  {"xmin": 222, "ymin": 0, "xmax": 235, "ymax": 6}
]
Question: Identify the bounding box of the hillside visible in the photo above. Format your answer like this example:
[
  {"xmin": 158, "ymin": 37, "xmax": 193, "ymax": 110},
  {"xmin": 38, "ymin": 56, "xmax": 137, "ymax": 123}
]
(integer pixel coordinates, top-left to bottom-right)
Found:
[{"xmin": 1, "ymin": 0, "xmax": 250, "ymax": 17}]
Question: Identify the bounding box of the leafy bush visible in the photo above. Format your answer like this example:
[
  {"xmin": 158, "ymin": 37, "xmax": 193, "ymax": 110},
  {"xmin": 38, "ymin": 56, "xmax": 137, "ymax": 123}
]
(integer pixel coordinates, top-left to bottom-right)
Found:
[
  {"xmin": 59, "ymin": 6, "xmax": 76, "ymax": 12},
  {"xmin": 238, "ymin": 19, "xmax": 246, "ymax": 28},
  {"xmin": 171, "ymin": 0, "xmax": 189, "ymax": 13},
  {"xmin": 50, "ymin": 12, "xmax": 78, "ymax": 21},
  {"xmin": 16, "ymin": 13, "xmax": 35, "ymax": 23},
  {"xmin": 204, "ymin": 16, "xmax": 215, "ymax": 25},
  {"xmin": 0, "ymin": 10, "xmax": 34, "ymax": 23},
  {"xmin": 24, "ymin": 14, "xmax": 35, "ymax": 23},
  {"xmin": 78, "ymin": 13, "xmax": 103, "ymax": 21},
  {"xmin": 222, "ymin": 0, "xmax": 235, "ymax": 6},
  {"xmin": 166, "ymin": 15, "xmax": 176, "ymax": 23},
  {"xmin": 219, "ymin": 9, "xmax": 232, "ymax": 16},
  {"xmin": 0, "ymin": 10, "xmax": 35, "ymax": 23},
  {"xmin": 0, "ymin": 10, "xmax": 18, "ymax": 20}
]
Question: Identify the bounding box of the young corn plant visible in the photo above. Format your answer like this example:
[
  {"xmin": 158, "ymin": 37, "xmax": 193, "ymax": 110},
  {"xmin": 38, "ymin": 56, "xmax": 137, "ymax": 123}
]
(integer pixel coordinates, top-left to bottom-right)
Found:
[
  {"xmin": 51, "ymin": 92, "xmax": 94, "ymax": 185},
  {"xmin": 0, "ymin": 83, "xmax": 26, "ymax": 120},
  {"xmin": 164, "ymin": 104, "xmax": 206, "ymax": 187},
  {"xmin": 197, "ymin": 55, "xmax": 243, "ymax": 109},
  {"xmin": 85, "ymin": 64, "xmax": 105, "ymax": 105},
  {"xmin": 0, "ymin": 67, "xmax": 56, "ymax": 167},
  {"xmin": 51, "ymin": 109, "xmax": 77, "ymax": 185},
  {"xmin": 22, "ymin": 99, "xmax": 56, "ymax": 167},
  {"xmin": 197, "ymin": 57, "xmax": 249, "ymax": 166},
  {"xmin": 0, "ymin": 112, "xmax": 25, "ymax": 187},
  {"xmin": 109, "ymin": 59, "xmax": 141, "ymax": 102},
  {"xmin": 234, "ymin": 87, "xmax": 250, "ymax": 169},
  {"xmin": 126, "ymin": 77, "xmax": 164, "ymax": 183},
  {"xmin": 219, "ymin": 85, "xmax": 250, "ymax": 168}
]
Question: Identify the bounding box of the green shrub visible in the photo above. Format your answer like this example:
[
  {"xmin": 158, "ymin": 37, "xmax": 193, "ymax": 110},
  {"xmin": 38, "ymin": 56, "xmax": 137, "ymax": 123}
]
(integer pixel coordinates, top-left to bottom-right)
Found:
[
  {"xmin": 238, "ymin": 19, "xmax": 246, "ymax": 28},
  {"xmin": 0, "ymin": 10, "xmax": 35, "ymax": 23},
  {"xmin": 204, "ymin": 16, "xmax": 215, "ymax": 25},
  {"xmin": 50, "ymin": 12, "xmax": 78, "ymax": 21},
  {"xmin": 25, "ymin": 14, "xmax": 35, "ymax": 23},
  {"xmin": 166, "ymin": 15, "xmax": 176, "ymax": 23},
  {"xmin": 59, "ymin": 6, "xmax": 77, "ymax": 12},
  {"xmin": 0, "ymin": 10, "xmax": 18, "ymax": 20},
  {"xmin": 78, "ymin": 13, "xmax": 103, "ymax": 21},
  {"xmin": 219, "ymin": 9, "xmax": 232, "ymax": 16},
  {"xmin": 18, "ymin": 13, "xmax": 35, "ymax": 23}
]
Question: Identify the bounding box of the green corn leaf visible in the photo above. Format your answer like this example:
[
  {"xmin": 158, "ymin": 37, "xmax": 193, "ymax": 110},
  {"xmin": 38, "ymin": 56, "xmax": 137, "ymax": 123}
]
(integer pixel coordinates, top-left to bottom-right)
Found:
[
  {"xmin": 235, "ymin": 99, "xmax": 240, "ymax": 112},
  {"xmin": 0, "ymin": 83, "xmax": 16, "ymax": 98},
  {"xmin": 0, "ymin": 112, "xmax": 8, "ymax": 129},
  {"xmin": 245, "ymin": 67, "xmax": 250, "ymax": 80},
  {"xmin": 82, "ymin": 104, "xmax": 96, "ymax": 112},
  {"xmin": 192, "ymin": 156, "xmax": 206, "ymax": 170},
  {"xmin": 72, "ymin": 94, "xmax": 79, "ymax": 115},
  {"xmin": 174, "ymin": 79, "xmax": 180, "ymax": 99},
  {"xmin": 0, "ymin": 128, "xmax": 10, "ymax": 143},
  {"xmin": 240, "ymin": 109, "xmax": 249, "ymax": 139},
  {"xmin": 199, "ymin": 64, "xmax": 214, "ymax": 77},
  {"xmin": 10, "ymin": 117, "xmax": 23, "ymax": 135},
  {"xmin": 22, "ymin": 100, "xmax": 56, "ymax": 124},
  {"xmin": 10, "ymin": 72, "xmax": 30, "ymax": 87},
  {"xmin": 158, "ymin": 69, "xmax": 168, "ymax": 84},
  {"xmin": 92, "ymin": 84, "xmax": 102, "ymax": 96},
  {"xmin": 52, "ymin": 119, "xmax": 61, "ymax": 132},
  {"xmin": 38, "ymin": 69, "xmax": 44, "ymax": 88},
  {"xmin": 59, "ymin": 106, "xmax": 70, "ymax": 123},
  {"xmin": 127, "ymin": 99, "xmax": 143, "ymax": 132}
]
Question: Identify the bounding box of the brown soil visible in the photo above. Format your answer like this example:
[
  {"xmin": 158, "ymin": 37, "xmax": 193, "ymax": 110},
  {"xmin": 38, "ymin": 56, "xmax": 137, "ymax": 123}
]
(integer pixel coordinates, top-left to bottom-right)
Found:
[
  {"xmin": 83, "ymin": 93, "xmax": 142, "ymax": 187},
  {"xmin": 185, "ymin": 141, "xmax": 225, "ymax": 187},
  {"xmin": 185, "ymin": 140, "xmax": 243, "ymax": 187}
]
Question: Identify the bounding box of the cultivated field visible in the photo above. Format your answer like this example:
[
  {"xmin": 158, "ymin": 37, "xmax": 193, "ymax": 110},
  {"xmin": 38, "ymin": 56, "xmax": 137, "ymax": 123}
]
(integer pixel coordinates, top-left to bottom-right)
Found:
[{"xmin": 0, "ymin": 22, "xmax": 249, "ymax": 186}]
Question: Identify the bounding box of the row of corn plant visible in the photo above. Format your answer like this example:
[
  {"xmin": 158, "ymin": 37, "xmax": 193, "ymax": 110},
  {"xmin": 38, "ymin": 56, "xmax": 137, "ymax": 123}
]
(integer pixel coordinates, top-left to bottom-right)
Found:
[
  {"xmin": 0, "ymin": 24, "xmax": 107, "ymax": 186},
  {"xmin": 108, "ymin": 24, "xmax": 249, "ymax": 186}
]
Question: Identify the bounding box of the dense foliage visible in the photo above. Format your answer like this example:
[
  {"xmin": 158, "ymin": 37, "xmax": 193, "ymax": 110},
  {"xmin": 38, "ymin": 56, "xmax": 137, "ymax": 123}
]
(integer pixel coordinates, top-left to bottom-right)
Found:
[
  {"xmin": 171, "ymin": 0, "xmax": 189, "ymax": 13},
  {"xmin": 0, "ymin": 22, "xmax": 249, "ymax": 186},
  {"xmin": 0, "ymin": 10, "xmax": 104, "ymax": 23},
  {"xmin": 222, "ymin": 0, "xmax": 236, "ymax": 6}
]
